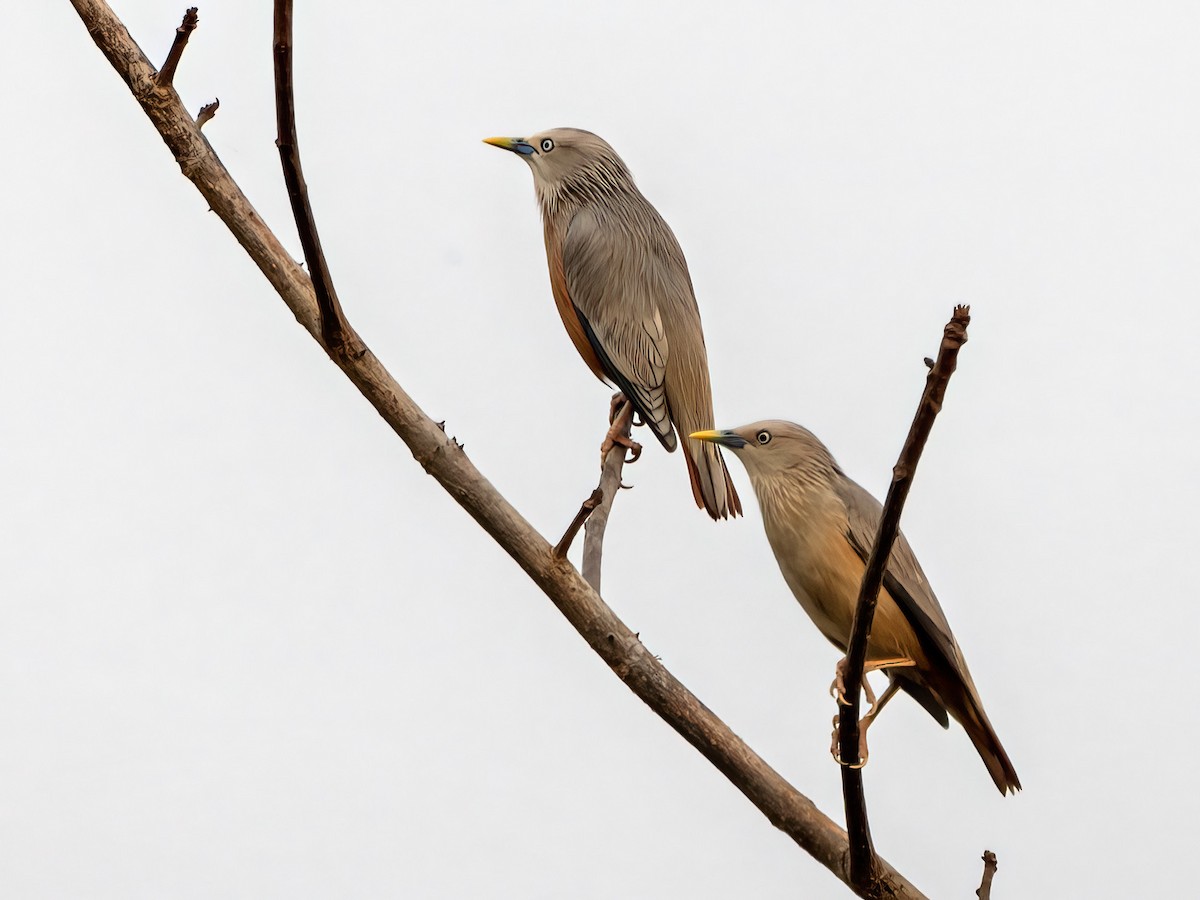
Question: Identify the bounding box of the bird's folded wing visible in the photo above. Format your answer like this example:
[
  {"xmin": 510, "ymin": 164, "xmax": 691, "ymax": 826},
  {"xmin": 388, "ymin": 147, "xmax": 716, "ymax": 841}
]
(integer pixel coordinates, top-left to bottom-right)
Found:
[
  {"xmin": 562, "ymin": 207, "xmax": 674, "ymax": 449},
  {"xmin": 834, "ymin": 475, "xmax": 967, "ymax": 673}
]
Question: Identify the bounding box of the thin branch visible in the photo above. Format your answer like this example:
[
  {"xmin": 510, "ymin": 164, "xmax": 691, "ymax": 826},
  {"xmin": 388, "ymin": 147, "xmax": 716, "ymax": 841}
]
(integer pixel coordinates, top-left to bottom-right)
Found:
[
  {"xmin": 582, "ymin": 398, "xmax": 634, "ymax": 592},
  {"xmin": 155, "ymin": 7, "xmax": 197, "ymax": 88},
  {"xmin": 553, "ymin": 489, "xmax": 603, "ymax": 559},
  {"xmin": 555, "ymin": 397, "xmax": 636, "ymax": 566},
  {"xmin": 837, "ymin": 305, "xmax": 971, "ymax": 890},
  {"xmin": 196, "ymin": 98, "xmax": 219, "ymax": 129},
  {"xmin": 976, "ymin": 850, "xmax": 998, "ymax": 899},
  {"xmin": 68, "ymin": 2, "xmax": 929, "ymax": 895},
  {"xmin": 838, "ymin": 750, "xmax": 877, "ymax": 890},
  {"xmin": 272, "ymin": 0, "xmax": 352, "ymax": 353}
]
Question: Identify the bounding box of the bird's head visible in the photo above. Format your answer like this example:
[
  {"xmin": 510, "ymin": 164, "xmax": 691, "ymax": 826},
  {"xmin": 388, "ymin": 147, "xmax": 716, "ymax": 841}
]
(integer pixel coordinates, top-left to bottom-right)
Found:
[
  {"xmin": 691, "ymin": 420, "xmax": 838, "ymax": 483},
  {"xmin": 483, "ymin": 128, "xmax": 633, "ymax": 204}
]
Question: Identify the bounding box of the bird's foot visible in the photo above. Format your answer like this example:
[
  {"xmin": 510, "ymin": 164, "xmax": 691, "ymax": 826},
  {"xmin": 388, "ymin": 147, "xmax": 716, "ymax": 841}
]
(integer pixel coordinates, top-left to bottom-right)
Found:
[
  {"xmin": 830, "ymin": 715, "xmax": 870, "ymax": 769},
  {"xmin": 601, "ymin": 395, "xmax": 641, "ymax": 466},
  {"xmin": 608, "ymin": 392, "xmax": 628, "ymax": 424},
  {"xmin": 830, "ymin": 658, "xmax": 877, "ymax": 709},
  {"xmin": 608, "ymin": 392, "xmax": 645, "ymax": 429},
  {"xmin": 600, "ymin": 428, "xmax": 642, "ymax": 466},
  {"xmin": 831, "ymin": 658, "xmax": 849, "ymax": 706},
  {"xmin": 831, "ymin": 656, "xmax": 911, "ymax": 707}
]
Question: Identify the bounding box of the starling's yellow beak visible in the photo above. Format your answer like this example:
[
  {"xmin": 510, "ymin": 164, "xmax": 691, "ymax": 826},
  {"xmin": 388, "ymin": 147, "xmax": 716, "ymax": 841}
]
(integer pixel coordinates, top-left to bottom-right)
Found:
[
  {"xmin": 483, "ymin": 136, "xmax": 535, "ymax": 156},
  {"xmin": 690, "ymin": 429, "xmax": 748, "ymax": 449}
]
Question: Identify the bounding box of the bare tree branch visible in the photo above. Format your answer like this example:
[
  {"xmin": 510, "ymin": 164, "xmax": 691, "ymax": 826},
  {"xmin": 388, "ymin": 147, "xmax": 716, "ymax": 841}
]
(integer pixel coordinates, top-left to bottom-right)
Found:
[
  {"xmin": 582, "ymin": 398, "xmax": 635, "ymax": 592},
  {"xmin": 837, "ymin": 305, "xmax": 971, "ymax": 890},
  {"xmin": 553, "ymin": 489, "xmax": 603, "ymax": 559},
  {"xmin": 196, "ymin": 98, "xmax": 218, "ymax": 129},
  {"xmin": 67, "ymin": 2, "xmax": 930, "ymax": 895},
  {"xmin": 155, "ymin": 7, "xmax": 197, "ymax": 88},
  {"xmin": 273, "ymin": 0, "xmax": 353, "ymax": 352},
  {"xmin": 976, "ymin": 850, "xmax": 998, "ymax": 900},
  {"xmin": 553, "ymin": 398, "xmax": 636, "ymax": 566},
  {"xmin": 839, "ymin": 745, "xmax": 878, "ymax": 890}
]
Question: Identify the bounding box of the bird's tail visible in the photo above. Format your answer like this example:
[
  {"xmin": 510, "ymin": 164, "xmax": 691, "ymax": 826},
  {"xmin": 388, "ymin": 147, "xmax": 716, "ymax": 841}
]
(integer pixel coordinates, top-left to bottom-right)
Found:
[
  {"xmin": 951, "ymin": 683, "xmax": 1022, "ymax": 795},
  {"xmin": 683, "ymin": 435, "xmax": 742, "ymax": 521}
]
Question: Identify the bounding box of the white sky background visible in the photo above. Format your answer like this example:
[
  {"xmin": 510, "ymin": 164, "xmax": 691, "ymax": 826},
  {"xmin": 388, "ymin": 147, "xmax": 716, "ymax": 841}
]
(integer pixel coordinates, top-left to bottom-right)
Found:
[{"xmin": 4, "ymin": 2, "xmax": 1197, "ymax": 896}]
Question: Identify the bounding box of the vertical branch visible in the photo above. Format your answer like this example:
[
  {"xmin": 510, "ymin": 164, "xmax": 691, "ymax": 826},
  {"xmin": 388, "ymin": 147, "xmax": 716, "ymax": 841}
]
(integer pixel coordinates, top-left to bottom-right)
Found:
[
  {"xmin": 581, "ymin": 400, "xmax": 634, "ymax": 591},
  {"xmin": 272, "ymin": 0, "xmax": 353, "ymax": 353},
  {"xmin": 839, "ymin": 754, "xmax": 876, "ymax": 888},
  {"xmin": 976, "ymin": 850, "xmax": 998, "ymax": 899},
  {"xmin": 837, "ymin": 305, "xmax": 972, "ymax": 889},
  {"xmin": 551, "ymin": 400, "xmax": 634, "ymax": 585}
]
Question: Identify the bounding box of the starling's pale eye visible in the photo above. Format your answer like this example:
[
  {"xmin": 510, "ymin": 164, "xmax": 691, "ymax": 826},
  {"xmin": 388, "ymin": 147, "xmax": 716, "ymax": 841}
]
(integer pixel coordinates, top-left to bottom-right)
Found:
[
  {"xmin": 756, "ymin": 430, "xmax": 772, "ymax": 445},
  {"xmin": 540, "ymin": 138, "xmax": 555, "ymax": 152}
]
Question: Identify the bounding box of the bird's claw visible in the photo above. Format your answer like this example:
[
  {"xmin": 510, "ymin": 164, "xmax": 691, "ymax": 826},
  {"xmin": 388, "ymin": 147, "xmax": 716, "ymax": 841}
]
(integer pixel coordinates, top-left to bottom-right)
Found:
[
  {"xmin": 608, "ymin": 392, "xmax": 629, "ymax": 424},
  {"xmin": 600, "ymin": 430, "xmax": 643, "ymax": 467},
  {"xmin": 608, "ymin": 393, "xmax": 644, "ymax": 432},
  {"xmin": 831, "ymin": 658, "xmax": 850, "ymax": 707},
  {"xmin": 830, "ymin": 715, "xmax": 870, "ymax": 769},
  {"xmin": 601, "ymin": 397, "xmax": 642, "ymax": 467},
  {"xmin": 830, "ymin": 657, "xmax": 879, "ymax": 709},
  {"xmin": 830, "ymin": 680, "xmax": 848, "ymax": 707}
]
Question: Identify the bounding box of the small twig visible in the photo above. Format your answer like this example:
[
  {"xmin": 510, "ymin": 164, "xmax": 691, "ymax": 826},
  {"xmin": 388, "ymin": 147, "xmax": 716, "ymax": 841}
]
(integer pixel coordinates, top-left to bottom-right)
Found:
[
  {"xmin": 581, "ymin": 398, "xmax": 634, "ymax": 592},
  {"xmin": 156, "ymin": 7, "xmax": 198, "ymax": 88},
  {"xmin": 554, "ymin": 489, "xmax": 603, "ymax": 559},
  {"xmin": 196, "ymin": 98, "xmax": 219, "ymax": 129},
  {"xmin": 837, "ymin": 305, "xmax": 971, "ymax": 890},
  {"xmin": 273, "ymin": 0, "xmax": 354, "ymax": 353},
  {"xmin": 976, "ymin": 850, "xmax": 998, "ymax": 899}
]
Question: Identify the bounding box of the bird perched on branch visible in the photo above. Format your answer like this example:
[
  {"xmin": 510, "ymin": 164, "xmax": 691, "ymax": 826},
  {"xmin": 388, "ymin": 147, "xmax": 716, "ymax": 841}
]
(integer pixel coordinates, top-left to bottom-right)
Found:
[
  {"xmin": 693, "ymin": 420, "xmax": 1020, "ymax": 794},
  {"xmin": 484, "ymin": 128, "xmax": 740, "ymax": 520}
]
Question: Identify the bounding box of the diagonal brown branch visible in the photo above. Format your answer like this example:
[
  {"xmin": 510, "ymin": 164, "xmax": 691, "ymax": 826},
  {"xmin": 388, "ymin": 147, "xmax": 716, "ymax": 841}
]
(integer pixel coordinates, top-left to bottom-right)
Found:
[
  {"xmin": 273, "ymin": 0, "xmax": 352, "ymax": 352},
  {"xmin": 155, "ymin": 6, "xmax": 197, "ymax": 88},
  {"xmin": 553, "ymin": 489, "xmax": 603, "ymax": 559},
  {"xmin": 837, "ymin": 305, "xmax": 971, "ymax": 890},
  {"xmin": 67, "ymin": 2, "xmax": 929, "ymax": 895}
]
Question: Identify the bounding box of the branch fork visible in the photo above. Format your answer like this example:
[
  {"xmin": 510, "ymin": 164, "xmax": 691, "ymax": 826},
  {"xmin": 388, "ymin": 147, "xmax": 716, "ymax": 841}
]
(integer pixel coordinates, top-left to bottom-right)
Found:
[{"xmin": 66, "ymin": 1, "xmax": 966, "ymax": 895}]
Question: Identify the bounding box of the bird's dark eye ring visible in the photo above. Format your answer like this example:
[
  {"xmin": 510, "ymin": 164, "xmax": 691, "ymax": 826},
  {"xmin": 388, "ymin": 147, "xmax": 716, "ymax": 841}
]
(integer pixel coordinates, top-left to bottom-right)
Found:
[
  {"xmin": 756, "ymin": 430, "xmax": 772, "ymax": 445},
  {"xmin": 540, "ymin": 138, "xmax": 555, "ymax": 152}
]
